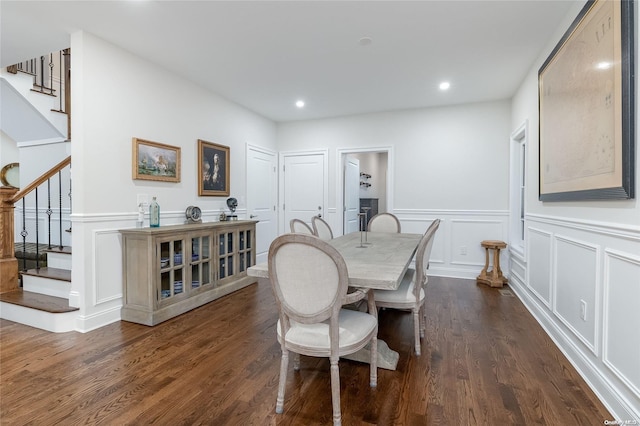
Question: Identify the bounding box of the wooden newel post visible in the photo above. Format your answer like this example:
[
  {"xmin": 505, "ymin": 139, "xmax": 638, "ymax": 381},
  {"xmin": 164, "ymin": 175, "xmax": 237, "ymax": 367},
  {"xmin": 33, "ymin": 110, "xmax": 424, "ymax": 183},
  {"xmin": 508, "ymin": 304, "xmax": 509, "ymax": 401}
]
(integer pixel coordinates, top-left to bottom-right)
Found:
[{"xmin": 0, "ymin": 187, "xmax": 19, "ymax": 293}]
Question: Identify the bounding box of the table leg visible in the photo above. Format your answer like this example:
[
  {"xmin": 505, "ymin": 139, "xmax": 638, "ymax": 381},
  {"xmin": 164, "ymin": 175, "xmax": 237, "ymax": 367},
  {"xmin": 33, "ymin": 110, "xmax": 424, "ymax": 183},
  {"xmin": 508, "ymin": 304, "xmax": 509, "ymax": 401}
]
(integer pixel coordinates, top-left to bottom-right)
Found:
[{"xmin": 342, "ymin": 339, "xmax": 399, "ymax": 370}]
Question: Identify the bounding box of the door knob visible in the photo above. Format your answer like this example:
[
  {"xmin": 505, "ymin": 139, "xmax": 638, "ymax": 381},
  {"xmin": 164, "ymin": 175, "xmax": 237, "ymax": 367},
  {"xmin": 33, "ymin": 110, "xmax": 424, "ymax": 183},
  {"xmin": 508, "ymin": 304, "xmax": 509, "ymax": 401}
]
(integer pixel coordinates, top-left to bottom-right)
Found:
[{"xmin": 250, "ymin": 214, "xmax": 258, "ymax": 218}]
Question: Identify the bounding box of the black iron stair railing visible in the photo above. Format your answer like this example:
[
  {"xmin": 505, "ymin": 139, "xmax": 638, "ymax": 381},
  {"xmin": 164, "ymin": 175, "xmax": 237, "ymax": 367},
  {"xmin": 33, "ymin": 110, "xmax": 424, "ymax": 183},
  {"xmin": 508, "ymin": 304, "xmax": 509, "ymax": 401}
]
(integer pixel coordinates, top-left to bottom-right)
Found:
[
  {"xmin": 6, "ymin": 48, "xmax": 71, "ymax": 139},
  {"xmin": 10, "ymin": 157, "xmax": 72, "ymax": 277}
]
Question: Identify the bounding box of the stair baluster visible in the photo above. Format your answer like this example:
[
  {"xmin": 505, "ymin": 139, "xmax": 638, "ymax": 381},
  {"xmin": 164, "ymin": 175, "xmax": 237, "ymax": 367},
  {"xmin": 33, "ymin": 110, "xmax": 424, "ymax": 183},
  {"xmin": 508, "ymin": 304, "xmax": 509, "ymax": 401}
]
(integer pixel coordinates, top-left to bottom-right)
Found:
[
  {"xmin": 59, "ymin": 169, "xmax": 64, "ymax": 248},
  {"xmin": 58, "ymin": 50, "xmax": 63, "ymax": 112},
  {"xmin": 46, "ymin": 179, "xmax": 52, "ymax": 250},
  {"xmin": 35, "ymin": 187, "xmax": 40, "ymax": 271},
  {"xmin": 20, "ymin": 198, "xmax": 27, "ymax": 275}
]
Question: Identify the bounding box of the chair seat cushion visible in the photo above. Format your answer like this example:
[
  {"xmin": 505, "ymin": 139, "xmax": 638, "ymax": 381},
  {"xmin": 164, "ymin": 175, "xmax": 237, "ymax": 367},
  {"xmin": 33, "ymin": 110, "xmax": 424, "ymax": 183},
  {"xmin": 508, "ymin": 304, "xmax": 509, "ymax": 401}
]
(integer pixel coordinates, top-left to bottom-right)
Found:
[
  {"xmin": 277, "ymin": 309, "xmax": 377, "ymax": 352},
  {"xmin": 373, "ymin": 268, "xmax": 425, "ymax": 305}
]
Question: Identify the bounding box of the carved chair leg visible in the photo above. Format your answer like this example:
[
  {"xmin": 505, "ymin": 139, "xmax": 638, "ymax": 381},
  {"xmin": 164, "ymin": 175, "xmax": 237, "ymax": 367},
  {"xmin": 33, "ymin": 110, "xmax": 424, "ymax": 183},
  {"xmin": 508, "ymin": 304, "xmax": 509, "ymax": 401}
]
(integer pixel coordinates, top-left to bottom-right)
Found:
[
  {"xmin": 276, "ymin": 349, "xmax": 289, "ymax": 414},
  {"xmin": 413, "ymin": 308, "xmax": 421, "ymax": 356},
  {"xmin": 419, "ymin": 303, "xmax": 426, "ymax": 339},
  {"xmin": 293, "ymin": 353, "xmax": 300, "ymax": 371},
  {"xmin": 422, "ymin": 299, "xmax": 427, "ymax": 338},
  {"xmin": 330, "ymin": 356, "xmax": 342, "ymax": 426}
]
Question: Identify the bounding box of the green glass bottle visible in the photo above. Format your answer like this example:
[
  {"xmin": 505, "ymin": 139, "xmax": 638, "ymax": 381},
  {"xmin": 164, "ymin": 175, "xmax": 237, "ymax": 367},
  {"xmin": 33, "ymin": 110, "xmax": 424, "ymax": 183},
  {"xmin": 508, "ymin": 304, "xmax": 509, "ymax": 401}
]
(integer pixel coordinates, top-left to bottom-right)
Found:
[{"xmin": 149, "ymin": 197, "xmax": 160, "ymax": 227}]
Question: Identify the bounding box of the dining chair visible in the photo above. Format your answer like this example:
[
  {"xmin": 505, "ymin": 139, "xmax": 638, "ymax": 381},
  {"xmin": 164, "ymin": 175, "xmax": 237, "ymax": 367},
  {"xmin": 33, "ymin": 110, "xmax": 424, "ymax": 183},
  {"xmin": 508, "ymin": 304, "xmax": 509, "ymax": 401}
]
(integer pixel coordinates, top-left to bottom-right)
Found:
[
  {"xmin": 373, "ymin": 219, "xmax": 440, "ymax": 356},
  {"xmin": 367, "ymin": 212, "xmax": 401, "ymax": 233},
  {"xmin": 268, "ymin": 233, "xmax": 378, "ymax": 426},
  {"xmin": 289, "ymin": 218, "xmax": 314, "ymax": 234},
  {"xmin": 312, "ymin": 216, "xmax": 334, "ymax": 240}
]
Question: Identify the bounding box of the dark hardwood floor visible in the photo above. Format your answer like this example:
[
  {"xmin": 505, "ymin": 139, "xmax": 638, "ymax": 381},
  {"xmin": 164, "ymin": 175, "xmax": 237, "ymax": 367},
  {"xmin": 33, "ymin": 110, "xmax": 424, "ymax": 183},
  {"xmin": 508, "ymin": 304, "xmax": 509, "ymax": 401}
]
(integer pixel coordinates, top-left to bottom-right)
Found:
[{"xmin": 0, "ymin": 277, "xmax": 610, "ymax": 425}]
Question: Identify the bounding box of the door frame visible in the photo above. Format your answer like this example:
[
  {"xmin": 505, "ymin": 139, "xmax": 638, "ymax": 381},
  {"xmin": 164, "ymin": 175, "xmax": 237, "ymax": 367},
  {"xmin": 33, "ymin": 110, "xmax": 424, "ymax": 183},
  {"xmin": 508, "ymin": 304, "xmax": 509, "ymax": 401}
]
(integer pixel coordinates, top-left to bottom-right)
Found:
[
  {"xmin": 278, "ymin": 149, "xmax": 329, "ymax": 235},
  {"xmin": 343, "ymin": 155, "xmax": 360, "ymax": 235},
  {"xmin": 336, "ymin": 146, "xmax": 394, "ymax": 236}
]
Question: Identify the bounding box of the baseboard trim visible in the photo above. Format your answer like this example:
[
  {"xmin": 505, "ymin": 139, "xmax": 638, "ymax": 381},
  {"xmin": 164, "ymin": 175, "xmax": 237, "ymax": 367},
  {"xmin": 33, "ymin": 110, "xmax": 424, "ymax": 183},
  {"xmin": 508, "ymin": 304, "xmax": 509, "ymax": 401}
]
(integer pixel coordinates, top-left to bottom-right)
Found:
[{"xmin": 508, "ymin": 279, "xmax": 640, "ymax": 422}]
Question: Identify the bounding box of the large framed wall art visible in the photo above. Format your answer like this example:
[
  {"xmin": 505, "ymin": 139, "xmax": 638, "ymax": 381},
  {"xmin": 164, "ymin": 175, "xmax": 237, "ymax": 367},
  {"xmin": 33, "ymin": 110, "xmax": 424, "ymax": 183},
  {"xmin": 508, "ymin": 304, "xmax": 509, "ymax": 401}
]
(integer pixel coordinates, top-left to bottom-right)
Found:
[{"xmin": 538, "ymin": 0, "xmax": 635, "ymax": 201}]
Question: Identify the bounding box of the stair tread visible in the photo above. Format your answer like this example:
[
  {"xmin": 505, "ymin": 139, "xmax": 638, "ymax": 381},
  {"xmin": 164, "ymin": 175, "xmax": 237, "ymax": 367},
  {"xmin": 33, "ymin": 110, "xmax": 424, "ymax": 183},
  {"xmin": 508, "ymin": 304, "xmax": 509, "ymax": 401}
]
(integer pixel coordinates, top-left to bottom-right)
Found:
[
  {"xmin": 14, "ymin": 242, "xmax": 48, "ymax": 260},
  {"xmin": 44, "ymin": 246, "xmax": 72, "ymax": 254},
  {"xmin": 21, "ymin": 267, "xmax": 71, "ymax": 282},
  {"xmin": 0, "ymin": 290, "xmax": 77, "ymax": 313}
]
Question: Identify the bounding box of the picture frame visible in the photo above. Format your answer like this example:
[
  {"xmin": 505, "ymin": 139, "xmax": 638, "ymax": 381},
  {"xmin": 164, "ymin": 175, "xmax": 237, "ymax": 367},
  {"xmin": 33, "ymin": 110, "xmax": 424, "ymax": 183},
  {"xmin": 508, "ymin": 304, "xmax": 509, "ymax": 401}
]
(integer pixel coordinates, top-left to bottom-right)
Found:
[
  {"xmin": 198, "ymin": 139, "xmax": 230, "ymax": 196},
  {"xmin": 132, "ymin": 138, "xmax": 181, "ymax": 182},
  {"xmin": 538, "ymin": 0, "xmax": 634, "ymax": 201}
]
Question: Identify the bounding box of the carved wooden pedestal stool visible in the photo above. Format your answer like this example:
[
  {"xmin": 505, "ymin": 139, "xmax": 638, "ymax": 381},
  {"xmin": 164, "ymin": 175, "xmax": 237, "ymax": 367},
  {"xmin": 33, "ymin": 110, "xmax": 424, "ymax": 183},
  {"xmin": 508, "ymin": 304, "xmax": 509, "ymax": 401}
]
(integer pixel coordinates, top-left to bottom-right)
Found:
[{"xmin": 477, "ymin": 240, "xmax": 508, "ymax": 288}]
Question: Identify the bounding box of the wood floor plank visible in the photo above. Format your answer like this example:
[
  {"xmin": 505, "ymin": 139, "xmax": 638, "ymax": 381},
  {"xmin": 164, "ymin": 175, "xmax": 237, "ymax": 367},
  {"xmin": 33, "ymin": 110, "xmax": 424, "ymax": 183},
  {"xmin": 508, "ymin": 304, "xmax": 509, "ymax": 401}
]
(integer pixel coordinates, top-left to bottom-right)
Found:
[{"xmin": 1, "ymin": 277, "xmax": 611, "ymax": 425}]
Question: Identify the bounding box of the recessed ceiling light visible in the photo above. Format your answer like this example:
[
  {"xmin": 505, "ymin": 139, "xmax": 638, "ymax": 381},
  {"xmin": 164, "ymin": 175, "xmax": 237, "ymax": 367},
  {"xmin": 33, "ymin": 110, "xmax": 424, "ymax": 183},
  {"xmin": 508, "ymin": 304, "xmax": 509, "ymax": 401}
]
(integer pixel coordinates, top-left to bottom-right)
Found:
[
  {"xmin": 439, "ymin": 81, "xmax": 451, "ymax": 91},
  {"xmin": 597, "ymin": 61, "xmax": 612, "ymax": 70},
  {"xmin": 358, "ymin": 36, "xmax": 373, "ymax": 46},
  {"xmin": 295, "ymin": 100, "xmax": 305, "ymax": 108}
]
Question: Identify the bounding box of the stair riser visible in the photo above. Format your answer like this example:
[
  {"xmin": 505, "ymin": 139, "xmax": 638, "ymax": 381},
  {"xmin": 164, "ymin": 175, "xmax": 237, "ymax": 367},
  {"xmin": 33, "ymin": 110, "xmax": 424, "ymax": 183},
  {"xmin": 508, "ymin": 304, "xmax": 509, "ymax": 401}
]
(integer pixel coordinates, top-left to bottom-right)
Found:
[
  {"xmin": 47, "ymin": 252, "xmax": 71, "ymax": 270},
  {"xmin": 0, "ymin": 302, "xmax": 76, "ymax": 332},
  {"xmin": 22, "ymin": 276, "xmax": 70, "ymax": 299}
]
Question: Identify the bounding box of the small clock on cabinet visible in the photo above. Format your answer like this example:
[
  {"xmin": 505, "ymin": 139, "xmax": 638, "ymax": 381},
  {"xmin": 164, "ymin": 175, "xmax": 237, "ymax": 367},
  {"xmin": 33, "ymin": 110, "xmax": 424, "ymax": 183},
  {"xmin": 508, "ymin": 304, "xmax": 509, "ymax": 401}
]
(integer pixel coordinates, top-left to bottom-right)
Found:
[{"xmin": 185, "ymin": 206, "xmax": 202, "ymax": 224}]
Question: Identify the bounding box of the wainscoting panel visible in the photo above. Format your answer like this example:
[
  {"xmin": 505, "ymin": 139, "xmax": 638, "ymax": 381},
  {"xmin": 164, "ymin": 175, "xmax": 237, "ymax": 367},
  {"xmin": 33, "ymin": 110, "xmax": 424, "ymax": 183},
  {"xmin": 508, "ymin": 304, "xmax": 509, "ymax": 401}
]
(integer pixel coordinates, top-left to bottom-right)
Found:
[
  {"xmin": 396, "ymin": 209, "xmax": 508, "ymax": 279},
  {"xmin": 526, "ymin": 227, "xmax": 553, "ymax": 308},
  {"xmin": 554, "ymin": 235, "xmax": 599, "ymax": 355},
  {"xmin": 510, "ymin": 253, "xmax": 526, "ymax": 287},
  {"xmin": 603, "ymin": 249, "xmax": 640, "ymax": 396},
  {"xmin": 450, "ymin": 219, "xmax": 504, "ymax": 267},
  {"xmin": 93, "ymin": 230, "xmax": 124, "ymax": 305},
  {"xmin": 400, "ymin": 216, "xmax": 444, "ymax": 264},
  {"xmin": 510, "ymin": 214, "xmax": 640, "ymax": 421}
]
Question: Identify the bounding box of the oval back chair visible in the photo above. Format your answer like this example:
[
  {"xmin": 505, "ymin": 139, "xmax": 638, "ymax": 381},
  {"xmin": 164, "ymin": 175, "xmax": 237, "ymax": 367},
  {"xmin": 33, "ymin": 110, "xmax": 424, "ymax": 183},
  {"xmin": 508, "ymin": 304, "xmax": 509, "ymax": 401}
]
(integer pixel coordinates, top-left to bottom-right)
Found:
[
  {"xmin": 367, "ymin": 212, "xmax": 401, "ymax": 233},
  {"xmin": 312, "ymin": 216, "xmax": 334, "ymax": 240},
  {"xmin": 373, "ymin": 219, "xmax": 440, "ymax": 355},
  {"xmin": 289, "ymin": 218, "xmax": 314, "ymax": 234},
  {"xmin": 268, "ymin": 233, "xmax": 378, "ymax": 425}
]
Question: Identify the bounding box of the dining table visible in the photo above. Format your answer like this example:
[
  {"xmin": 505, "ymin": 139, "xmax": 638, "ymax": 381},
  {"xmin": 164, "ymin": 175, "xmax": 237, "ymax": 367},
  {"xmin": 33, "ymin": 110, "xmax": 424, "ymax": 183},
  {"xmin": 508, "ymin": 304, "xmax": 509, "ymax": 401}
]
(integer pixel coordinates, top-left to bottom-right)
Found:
[{"xmin": 247, "ymin": 230, "xmax": 423, "ymax": 370}]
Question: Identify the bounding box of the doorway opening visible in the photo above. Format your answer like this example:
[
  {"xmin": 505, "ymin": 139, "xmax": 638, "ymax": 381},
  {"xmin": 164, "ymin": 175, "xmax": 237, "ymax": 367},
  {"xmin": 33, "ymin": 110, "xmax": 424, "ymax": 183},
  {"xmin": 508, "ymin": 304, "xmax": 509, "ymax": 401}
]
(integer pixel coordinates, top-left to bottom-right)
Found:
[{"xmin": 337, "ymin": 147, "xmax": 393, "ymax": 236}]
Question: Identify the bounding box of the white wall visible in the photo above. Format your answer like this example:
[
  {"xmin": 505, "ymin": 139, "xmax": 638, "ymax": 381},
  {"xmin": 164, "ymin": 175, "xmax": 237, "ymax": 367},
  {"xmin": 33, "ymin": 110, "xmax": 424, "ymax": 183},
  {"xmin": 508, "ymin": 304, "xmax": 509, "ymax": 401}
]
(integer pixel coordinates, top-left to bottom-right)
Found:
[
  {"xmin": 0, "ymin": 130, "xmax": 19, "ymax": 170},
  {"xmin": 510, "ymin": 1, "xmax": 640, "ymax": 421},
  {"xmin": 69, "ymin": 31, "xmax": 276, "ymax": 331},
  {"xmin": 277, "ymin": 100, "xmax": 511, "ymax": 278}
]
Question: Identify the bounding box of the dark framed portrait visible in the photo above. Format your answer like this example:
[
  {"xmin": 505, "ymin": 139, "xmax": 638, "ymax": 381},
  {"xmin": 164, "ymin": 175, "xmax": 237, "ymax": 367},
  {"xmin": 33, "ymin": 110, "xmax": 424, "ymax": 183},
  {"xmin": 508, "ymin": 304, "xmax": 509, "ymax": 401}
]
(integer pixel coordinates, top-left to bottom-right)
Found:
[{"xmin": 198, "ymin": 139, "xmax": 230, "ymax": 196}]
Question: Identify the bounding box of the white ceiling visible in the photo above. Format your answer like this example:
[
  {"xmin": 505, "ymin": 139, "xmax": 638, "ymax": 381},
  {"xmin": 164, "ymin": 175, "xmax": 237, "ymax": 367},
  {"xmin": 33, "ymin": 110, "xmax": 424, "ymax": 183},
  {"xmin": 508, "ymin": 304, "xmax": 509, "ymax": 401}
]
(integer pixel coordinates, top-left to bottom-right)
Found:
[{"xmin": 0, "ymin": 0, "xmax": 577, "ymax": 122}]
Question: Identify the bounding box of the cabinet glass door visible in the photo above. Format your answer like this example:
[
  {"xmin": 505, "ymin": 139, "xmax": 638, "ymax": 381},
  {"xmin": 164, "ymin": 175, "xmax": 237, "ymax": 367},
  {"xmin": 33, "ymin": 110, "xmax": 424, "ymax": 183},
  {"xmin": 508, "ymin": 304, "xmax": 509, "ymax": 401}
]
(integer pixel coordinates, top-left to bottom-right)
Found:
[
  {"xmin": 238, "ymin": 228, "xmax": 253, "ymax": 272},
  {"xmin": 158, "ymin": 237, "xmax": 185, "ymax": 301},
  {"xmin": 217, "ymin": 231, "xmax": 235, "ymax": 281},
  {"xmin": 191, "ymin": 234, "xmax": 212, "ymax": 291}
]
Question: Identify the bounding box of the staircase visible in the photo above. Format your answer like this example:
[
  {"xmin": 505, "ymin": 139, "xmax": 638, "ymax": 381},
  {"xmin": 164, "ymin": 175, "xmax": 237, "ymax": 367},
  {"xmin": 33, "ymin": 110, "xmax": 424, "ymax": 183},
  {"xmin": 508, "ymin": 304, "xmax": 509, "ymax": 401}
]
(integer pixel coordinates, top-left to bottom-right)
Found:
[
  {"xmin": 0, "ymin": 50, "xmax": 76, "ymax": 333},
  {"xmin": 0, "ymin": 247, "xmax": 77, "ymax": 332}
]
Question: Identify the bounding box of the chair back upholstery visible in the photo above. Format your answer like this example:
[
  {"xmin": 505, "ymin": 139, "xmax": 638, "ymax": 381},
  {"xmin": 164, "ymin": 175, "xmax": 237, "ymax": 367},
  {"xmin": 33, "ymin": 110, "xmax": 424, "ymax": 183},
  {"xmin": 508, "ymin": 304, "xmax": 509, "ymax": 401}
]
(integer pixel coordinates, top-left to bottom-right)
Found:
[
  {"xmin": 367, "ymin": 213, "xmax": 401, "ymax": 233},
  {"xmin": 312, "ymin": 216, "xmax": 334, "ymax": 240},
  {"xmin": 269, "ymin": 234, "xmax": 348, "ymax": 325},
  {"xmin": 290, "ymin": 218, "xmax": 314, "ymax": 234},
  {"xmin": 414, "ymin": 219, "xmax": 440, "ymax": 295}
]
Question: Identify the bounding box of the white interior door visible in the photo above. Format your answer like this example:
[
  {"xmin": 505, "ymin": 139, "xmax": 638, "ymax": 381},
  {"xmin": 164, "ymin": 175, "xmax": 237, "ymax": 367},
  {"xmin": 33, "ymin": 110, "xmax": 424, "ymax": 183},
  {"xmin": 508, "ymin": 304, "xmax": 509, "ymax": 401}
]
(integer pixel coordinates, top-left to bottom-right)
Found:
[
  {"xmin": 281, "ymin": 152, "xmax": 326, "ymax": 232},
  {"xmin": 247, "ymin": 145, "xmax": 277, "ymax": 264},
  {"xmin": 343, "ymin": 155, "xmax": 360, "ymax": 234}
]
